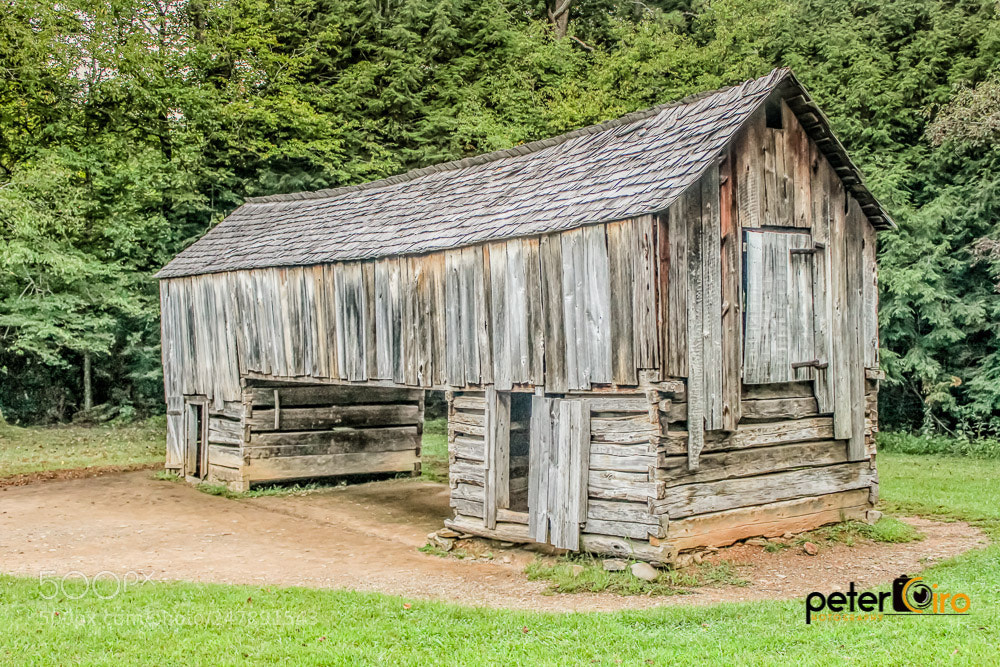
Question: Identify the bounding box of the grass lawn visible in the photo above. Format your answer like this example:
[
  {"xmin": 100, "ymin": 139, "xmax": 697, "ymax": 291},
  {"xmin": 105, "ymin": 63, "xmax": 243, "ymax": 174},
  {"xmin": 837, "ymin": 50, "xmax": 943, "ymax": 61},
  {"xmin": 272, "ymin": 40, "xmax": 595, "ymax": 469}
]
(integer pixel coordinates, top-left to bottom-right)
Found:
[
  {"xmin": 0, "ymin": 417, "xmax": 165, "ymax": 478},
  {"xmin": 1, "ymin": 449, "xmax": 997, "ymax": 664}
]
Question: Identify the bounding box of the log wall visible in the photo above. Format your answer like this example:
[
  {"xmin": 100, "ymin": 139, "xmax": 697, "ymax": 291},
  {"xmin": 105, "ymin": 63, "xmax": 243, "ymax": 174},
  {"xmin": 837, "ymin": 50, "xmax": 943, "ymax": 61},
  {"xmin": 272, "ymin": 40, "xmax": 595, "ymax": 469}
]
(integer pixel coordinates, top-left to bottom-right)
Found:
[{"xmin": 169, "ymin": 383, "xmax": 423, "ymax": 489}]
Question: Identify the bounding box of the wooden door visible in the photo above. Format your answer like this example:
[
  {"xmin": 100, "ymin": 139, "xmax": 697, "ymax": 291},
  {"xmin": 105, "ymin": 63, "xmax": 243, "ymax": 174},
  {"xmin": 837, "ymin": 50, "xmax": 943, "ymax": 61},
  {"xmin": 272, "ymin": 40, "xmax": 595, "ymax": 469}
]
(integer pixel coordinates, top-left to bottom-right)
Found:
[
  {"xmin": 527, "ymin": 396, "xmax": 589, "ymax": 550},
  {"xmin": 183, "ymin": 398, "xmax": 208, "ymax": 478},
  {"xmin": 742, "ymin": 230, "xmax": 817, "ymax": 384}
]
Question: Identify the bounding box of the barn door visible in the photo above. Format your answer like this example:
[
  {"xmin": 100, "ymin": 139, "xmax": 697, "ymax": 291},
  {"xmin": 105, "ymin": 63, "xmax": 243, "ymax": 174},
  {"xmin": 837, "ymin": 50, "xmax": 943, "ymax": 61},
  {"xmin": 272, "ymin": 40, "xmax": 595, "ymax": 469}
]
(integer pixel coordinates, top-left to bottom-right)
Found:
[
  {"xmin": 742, "ymin": 230, "xmax": 818, "ymax": 384},
  {"xmin": 527, "ymin": 397, "xmax": 589, "ymax": 550}
]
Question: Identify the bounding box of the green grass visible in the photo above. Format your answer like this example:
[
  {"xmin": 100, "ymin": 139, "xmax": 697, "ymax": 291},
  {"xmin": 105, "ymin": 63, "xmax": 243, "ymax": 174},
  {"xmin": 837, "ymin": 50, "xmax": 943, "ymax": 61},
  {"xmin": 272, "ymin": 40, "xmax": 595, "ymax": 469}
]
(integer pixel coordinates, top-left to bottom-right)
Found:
[
  {"xmin": 420, "ymin": 417, "xmax": 449, "ymax": 483},
  {"xmin": 1, "ymin": 442, "xmax": 997, "ymax": 663},
  {"xmin": 525, "ymin": 555, "xmax": 747, "ymax": 596},
  {"xmin": 878, "ymin": 430, "xmax": 1000, "ymax": 459},
  {"xmin": 802, "ymin": 517, "xmax": 924, "ymax": 548},
  {"xmin": 0, "ymin": 416, "xmax": 164, "ymax": 478},
  {"xmin": 194, "ymin": 481, "xmax": 340, "ymax": 499}
]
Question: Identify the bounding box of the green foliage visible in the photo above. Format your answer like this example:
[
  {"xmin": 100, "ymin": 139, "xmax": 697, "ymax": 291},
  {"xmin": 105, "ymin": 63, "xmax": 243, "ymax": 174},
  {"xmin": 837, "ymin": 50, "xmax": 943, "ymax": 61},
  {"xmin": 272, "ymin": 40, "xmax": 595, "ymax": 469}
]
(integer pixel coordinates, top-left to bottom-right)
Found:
[
  {"xmin": 2, "ymin": 0, "xmax": 1000, "ymax": 434},
  {"xmin": 420, "ymin": 418, "xmax": 449, "ymax": 483}
]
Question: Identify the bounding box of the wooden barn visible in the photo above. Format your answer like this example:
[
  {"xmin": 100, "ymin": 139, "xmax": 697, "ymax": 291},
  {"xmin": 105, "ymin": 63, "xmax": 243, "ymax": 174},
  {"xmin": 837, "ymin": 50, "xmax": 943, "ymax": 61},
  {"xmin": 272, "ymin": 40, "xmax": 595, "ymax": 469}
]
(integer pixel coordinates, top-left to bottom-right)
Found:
[{"xmin": 156, "ymin": 68, "xmax": 893, "ymax": 563}]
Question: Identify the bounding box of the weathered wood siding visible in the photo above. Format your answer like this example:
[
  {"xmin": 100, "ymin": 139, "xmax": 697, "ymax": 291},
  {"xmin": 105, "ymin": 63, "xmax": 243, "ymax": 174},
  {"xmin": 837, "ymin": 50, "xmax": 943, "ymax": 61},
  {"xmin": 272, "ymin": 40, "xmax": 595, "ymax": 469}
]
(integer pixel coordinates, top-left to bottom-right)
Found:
[{"xmin": 160, "ymin": 214, "xmax": 669, "ymax": 403}]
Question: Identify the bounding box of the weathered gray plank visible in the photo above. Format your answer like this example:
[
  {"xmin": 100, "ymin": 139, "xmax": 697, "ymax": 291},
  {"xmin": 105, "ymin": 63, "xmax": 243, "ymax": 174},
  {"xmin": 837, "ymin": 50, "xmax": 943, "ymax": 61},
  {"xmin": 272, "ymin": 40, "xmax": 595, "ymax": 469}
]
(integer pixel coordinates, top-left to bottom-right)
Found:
[
  {"xmin": 652, "ymin": 461, "xmax": 876, "ymax": 519},
  {"xmin": 539, "ymin": 234, "xmax": 568, "ymax": 393},
  {"xmin": 607, "ymin": 220, "xmax": 637, "ymax": 385},
  {"xmin": 483, "ymin": 387, "xmax": 511, "ymax": 530},
  {"xmin": 685, "ymin": 184, "xmax": 706, "ymax": 470},
  {"xmin": 700, "ymin": 167, "xmax": 724, "ymax": 429}
]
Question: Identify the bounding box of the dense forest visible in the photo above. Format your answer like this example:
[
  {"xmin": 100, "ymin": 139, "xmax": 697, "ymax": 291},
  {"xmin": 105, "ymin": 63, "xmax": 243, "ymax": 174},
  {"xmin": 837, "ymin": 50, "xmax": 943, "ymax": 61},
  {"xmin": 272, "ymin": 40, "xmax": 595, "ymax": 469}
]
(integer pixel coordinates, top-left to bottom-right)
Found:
[{"xmin": 1, "ymin": 0, "xmax": 999, "ymax": 434}]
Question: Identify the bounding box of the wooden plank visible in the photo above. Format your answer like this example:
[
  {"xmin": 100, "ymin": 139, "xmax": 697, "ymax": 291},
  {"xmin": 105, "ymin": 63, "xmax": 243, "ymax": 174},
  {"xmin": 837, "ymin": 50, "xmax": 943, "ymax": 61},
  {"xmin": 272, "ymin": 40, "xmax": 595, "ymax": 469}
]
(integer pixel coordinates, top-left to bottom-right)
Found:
[
  {"xmin": 248, "ymin": 404, "xmax": 421, "ymax": 431},
  {"xmin": 741, "ymin": 396, "xmax": 819, "ymax": 420},
  {"xmin": 208, "ymin": 444, "xmax": 242, "ymax": 469},
  {"xmin": 588, "ymin": 471, "xmax": 661, "ymax": 503},
  {"xmin": 549, "ymin": 399, "xmax": 587, "ymax": 550},
  {"xmin": 583, "ymin": 225, "xmax": 612, "ymax": 385},
  {"xmin": 561, "ymin": 228, "xmax": 587, "ymax": 389},
  {"xmin": 428, "ymin": 253, "xmax": 448, "ymax": 386},
  {"xmin": 207, "ymin": 464, "xmax": 242, "ymax": 484},
  {"xmin": 444, "ymin": 250, "xmax": 465, "ymax": 385},
  {"xmin": 846, "ymin": 199, "xmax": 868, "ymax": 461},
  {"xmin": 589, "ymin": 452, "xmax": 653, "ymax": 474},
  {"xmin": 401, "ymin": 257, "xmax": 419, "ymax": 386},
  {"xmin": 528, "ymin": 396, "xmax": 554, "ymax": 543},
  {"xmin": 462, "ymin": 246, "xmax": 484, "ymax": 385},
  {"xmin": 248, "ymin": 385, "xmax": 422, "ymax": 407},
  {"xmin": 666, "ymin": 489, "xmax": 871, "ymax": 549},
  {"xmin": 488, "ymin": 242, "xmax": 512, "ymax": 391},
  {"xmin": 584, "ymin": 518, "xmax": 662, "ymax": 541},
  {"xmin": 651, "ymin": 461, "xmax": 875, "ymax": 519},
  {"xmin": 735, "ymin": 109, "xmax": 764, "ymax": 230},
  {"xmin": 786, "ymin": 102, "xmax": 813, "ymax": 229},
  {"xmin": 449, "ymin": 459, "xmax": 485, "ymax": 486},
  {"xmin": 685, "ymin": 184, "xmax": 705, "ymax": 470},
  {"xmin": 483, "ymin": 387, "xmax": 511, "ymax": 530},
  {"xmin": 633, "ymin": 216, "xmax": 659, "ymax": 372},
  {"xmin": 658, "ymin": 439, "xmax": 849, "ymax": 486},
  {"xmin": 862, "ymin": 222, "xmax": 879, "ymax": 368},
  {"xmin": 719, "ymin": 153, "xmax": 742, "ymax": 431},
  {"xmin": 811, "ymin": 144, "xmax": 834, "ymax": 412},
  {"xmin": 587, "ymin": 499, "xmax": 659, "ymax": 527},
  {"xmin": 862, "ymin": 220, "xmax": 879, "ymax": 369},
  {"xmin": 362, "ymin": 262, "xmax": 378, "ymax": 381},
  {"xmin": 829, "ymin": 167, "xmax": 852, "ymax": 441},
  {"xmin": 522, "ymin": 238, "xmax": 544, "ymax": 385},
  {"xmin": 700, "ymin": 167, "xmax": 723, "ymax": 430},
  {"xmin": 247, "ymin": 426, "xmax": 420, "ymax": 457},
  {"xmin": 506, "ymin": 239, "xmax": 529, "ymax": 384},
  {"xmin": 590, "ymin": 415, "xmax": 657, "ymax": 444},
  {"xmin": 243, "ymin": 449, "xmax": 419, "ymax": 482},
  {"xmin": 450, "ymin": 435, "xmax": 486, "ymax": 463},
  {"xmin": 374, "ymin": 260, "xmax": 393, "ymax": 380},
  {"xmin": 666, "ymin": 197, "xmax": 689, "ymax": 377},
  {"xmin": 539, "ymin": 234, "xmax": 567, "ymax": 393},
  {"xmin": 607, "ymin": 220, "xmax": 637, "ymax": 385}
]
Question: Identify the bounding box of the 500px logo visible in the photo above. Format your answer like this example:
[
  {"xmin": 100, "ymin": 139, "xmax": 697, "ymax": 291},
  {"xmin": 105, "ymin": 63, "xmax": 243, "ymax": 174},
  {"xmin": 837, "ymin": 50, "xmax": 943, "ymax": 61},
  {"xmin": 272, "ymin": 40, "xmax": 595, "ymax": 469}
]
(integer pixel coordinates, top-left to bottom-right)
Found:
[
  {"xmin": 805, "ymin": 575, "xmax": 972, "ymax": 624},
  {"xmin": 39, "ymin": 571, "xmax": 153, "ymax": 600}
]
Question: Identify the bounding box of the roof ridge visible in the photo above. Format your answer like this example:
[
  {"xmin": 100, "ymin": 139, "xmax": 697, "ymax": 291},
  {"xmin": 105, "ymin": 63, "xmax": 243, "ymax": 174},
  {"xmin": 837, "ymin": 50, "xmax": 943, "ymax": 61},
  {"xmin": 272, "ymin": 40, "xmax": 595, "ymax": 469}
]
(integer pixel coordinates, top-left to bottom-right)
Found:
[{"xmin": 246, "ymin": 68, "xmax": 791, "ymax": 206}]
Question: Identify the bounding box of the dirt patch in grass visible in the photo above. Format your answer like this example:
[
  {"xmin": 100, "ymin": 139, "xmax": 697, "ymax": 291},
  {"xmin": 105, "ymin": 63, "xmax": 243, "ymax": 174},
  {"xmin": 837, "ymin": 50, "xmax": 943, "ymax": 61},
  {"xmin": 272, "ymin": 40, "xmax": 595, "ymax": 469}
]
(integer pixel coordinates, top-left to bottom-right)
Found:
[
  {"xmin": 0, "ymin": 462, "xmax": 159, "ymax": 488},
  {"xmin": 0, "ymin": 472, "xmax": 988, "ymax": 612}
]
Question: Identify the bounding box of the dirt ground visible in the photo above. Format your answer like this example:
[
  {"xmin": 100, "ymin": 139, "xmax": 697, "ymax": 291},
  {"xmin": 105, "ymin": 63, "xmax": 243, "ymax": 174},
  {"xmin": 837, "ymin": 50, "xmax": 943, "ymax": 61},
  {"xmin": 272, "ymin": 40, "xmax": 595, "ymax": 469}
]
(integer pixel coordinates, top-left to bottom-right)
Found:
[{"xmin": 0, "ymin": 472, "xmax": 988, "ymax": 612}]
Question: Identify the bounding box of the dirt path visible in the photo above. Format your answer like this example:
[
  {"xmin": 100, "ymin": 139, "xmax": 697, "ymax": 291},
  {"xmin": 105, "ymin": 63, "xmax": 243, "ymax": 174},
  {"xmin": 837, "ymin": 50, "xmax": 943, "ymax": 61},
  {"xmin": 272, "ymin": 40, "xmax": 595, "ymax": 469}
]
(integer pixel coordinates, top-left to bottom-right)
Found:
[{"xmin": 0, "ymin": 472, "xmax": 987, "ymax": 612}]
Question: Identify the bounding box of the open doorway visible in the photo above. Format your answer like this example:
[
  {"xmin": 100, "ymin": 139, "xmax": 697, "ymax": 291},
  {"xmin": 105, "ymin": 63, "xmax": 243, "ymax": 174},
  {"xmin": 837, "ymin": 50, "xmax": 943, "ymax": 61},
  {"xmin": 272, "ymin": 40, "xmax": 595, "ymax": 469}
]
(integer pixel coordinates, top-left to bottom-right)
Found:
[
  {"xmin": 507, "ymin": 393, "xmax": 532, "ymax": 513},
  {"xmin": 184, "ymin": 397, "xmax": 208, "ymax": 479}
]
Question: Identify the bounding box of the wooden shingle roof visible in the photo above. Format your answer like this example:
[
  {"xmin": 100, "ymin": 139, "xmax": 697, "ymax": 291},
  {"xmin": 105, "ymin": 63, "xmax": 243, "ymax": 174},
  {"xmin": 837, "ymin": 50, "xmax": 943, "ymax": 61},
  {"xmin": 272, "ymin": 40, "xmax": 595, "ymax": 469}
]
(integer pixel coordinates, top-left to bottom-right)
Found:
[{"xmin": 158, "ymin": 68, "xmax": 892, "ymax": 279}]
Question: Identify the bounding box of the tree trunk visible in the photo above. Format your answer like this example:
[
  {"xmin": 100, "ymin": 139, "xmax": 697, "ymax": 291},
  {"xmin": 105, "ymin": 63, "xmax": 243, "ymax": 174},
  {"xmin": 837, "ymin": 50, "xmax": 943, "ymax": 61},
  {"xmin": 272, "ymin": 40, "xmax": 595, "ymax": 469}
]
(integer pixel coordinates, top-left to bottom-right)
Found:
[
  {"xmin": 547, "ymin": 0, "xmax": 572, "ymax": 38},
  {"xmin": 83, "ymin": 352, "xmax": 93, "ymax": 411}
]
